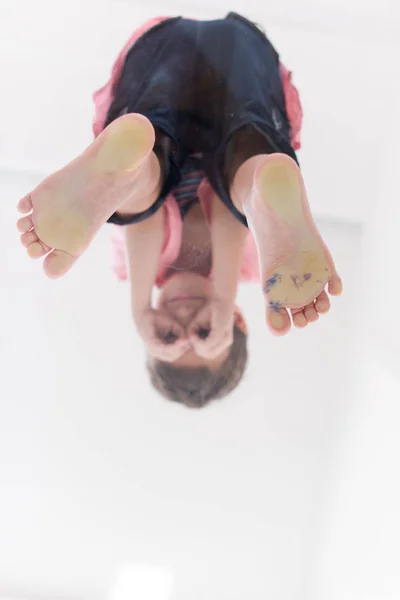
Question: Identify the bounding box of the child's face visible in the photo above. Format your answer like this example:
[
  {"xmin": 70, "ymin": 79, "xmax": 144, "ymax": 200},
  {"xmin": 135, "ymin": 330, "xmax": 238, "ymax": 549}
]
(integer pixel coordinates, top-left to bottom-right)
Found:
[
  {"xmin": 154, "ymin": 273, "xmax": 231, "ymax": 369},
  {"xmin": 158, "ymin": 272, "xmax": 213, "ymax": 306}
]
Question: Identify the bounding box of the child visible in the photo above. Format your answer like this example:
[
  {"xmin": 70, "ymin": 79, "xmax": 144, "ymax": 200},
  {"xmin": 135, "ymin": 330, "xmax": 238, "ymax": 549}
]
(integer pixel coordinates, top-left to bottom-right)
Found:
[{"xmin": 16, "ymin": 13, "xmax": 342, "ymax": 407}]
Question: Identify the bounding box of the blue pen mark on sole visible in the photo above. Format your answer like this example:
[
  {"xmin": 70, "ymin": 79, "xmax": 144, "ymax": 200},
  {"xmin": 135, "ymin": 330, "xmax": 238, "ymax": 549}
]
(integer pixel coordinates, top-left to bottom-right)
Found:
[
  {"xmin": 264, "ymin": 273, "xmax": 282, "ymax": 294},
  {"xmin": 269, "ymin": 300, "xmax": 283, "ymax": 313},
  {"xmin": 292, "ymin": 273, "xmax": 313, "ymax": 289},
  {"xmin": 291, "ymin": 275, "xmax": 300, "ymax": 289}
]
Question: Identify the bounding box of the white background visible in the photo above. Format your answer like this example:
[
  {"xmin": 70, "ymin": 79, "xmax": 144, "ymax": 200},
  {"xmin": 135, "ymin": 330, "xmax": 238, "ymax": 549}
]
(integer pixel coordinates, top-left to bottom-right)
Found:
[{"xmin": 1, "ymin": 1, "xmax": 400, "ymax": 599}]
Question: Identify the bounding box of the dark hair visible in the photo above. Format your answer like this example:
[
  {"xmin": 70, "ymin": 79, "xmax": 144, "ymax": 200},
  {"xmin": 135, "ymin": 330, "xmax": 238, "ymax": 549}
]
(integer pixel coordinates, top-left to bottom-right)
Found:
[{"xmin": 147, "ymin": 325, "xmax": 248, "ymax": 408}]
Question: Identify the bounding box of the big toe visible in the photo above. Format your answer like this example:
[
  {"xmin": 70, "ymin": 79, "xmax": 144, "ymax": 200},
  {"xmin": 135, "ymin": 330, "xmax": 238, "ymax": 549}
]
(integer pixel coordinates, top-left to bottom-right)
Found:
[
  {"xmin": 43, "ymin": 250, "xmax": 76, "ymax": 279},
  {"xmin": 267, "ymin": 307, "xmax": 291, "ymax": 336}
]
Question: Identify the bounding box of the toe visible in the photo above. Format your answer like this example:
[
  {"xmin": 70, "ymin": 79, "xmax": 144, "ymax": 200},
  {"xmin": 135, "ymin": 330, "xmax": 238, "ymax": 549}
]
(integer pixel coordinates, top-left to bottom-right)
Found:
[
  {"xmin": 304, "ymin": 302, "xmax": 319, "ymax": 323},
  {"xmin": 17, "ymin": 216, "xmax": 33, "ymax": 233},
  {"xmin": 292, "ymin": 309, "xmax": 308, "ymax": 328},
  {"xmin": 17, "ymin": 195, "xmax": 33, "ymax": 214},
  {"xmin": 328, "ymin": 273, "xmax": 343, "ymax": 296},
  {"xmin": 27, "ymin": 241, "xmax": 48, "ymax": 259},
  {"xmin": 20, "ymin": 231, "xmax": 38, "ymax": 248},
  {"xmin": 266, "ymin": 307, "xmax": 291, "ymax": 336},
  {"xmin": 315, "ymin": 290, "xmax": 330, "ymax": 314},
  {"xmin": 43, "ymin": 250, "xmax": 76, "ymax": 279}
]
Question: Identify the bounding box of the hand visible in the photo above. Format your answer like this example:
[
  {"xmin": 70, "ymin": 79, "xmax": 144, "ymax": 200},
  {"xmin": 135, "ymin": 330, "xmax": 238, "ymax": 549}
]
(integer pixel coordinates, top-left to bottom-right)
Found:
[
  {"xmin": 188, "ymin": 298, "xmax": 234, "ymax": 360},
  {"xmin": 134, "ymin": 308, "xmax": 190, "ymax": 363}
]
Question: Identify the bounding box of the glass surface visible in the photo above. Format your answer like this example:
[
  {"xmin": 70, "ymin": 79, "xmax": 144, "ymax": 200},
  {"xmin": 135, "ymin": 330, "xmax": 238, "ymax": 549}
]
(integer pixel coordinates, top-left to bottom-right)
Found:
[{"xmin": 1, "ymin": 1, "xmax": 400, "ymax": 599}]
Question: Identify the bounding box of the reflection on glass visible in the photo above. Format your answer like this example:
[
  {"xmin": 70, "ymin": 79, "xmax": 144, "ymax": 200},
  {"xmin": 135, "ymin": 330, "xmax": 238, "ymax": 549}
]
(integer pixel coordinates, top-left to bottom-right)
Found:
[
  {"xmin": 5, "ymin": 4, "xmax": 400, "ymax": 600},
  {"xmin": 16, "ymin": 13, "xmax": 341, "ymax": 409}
]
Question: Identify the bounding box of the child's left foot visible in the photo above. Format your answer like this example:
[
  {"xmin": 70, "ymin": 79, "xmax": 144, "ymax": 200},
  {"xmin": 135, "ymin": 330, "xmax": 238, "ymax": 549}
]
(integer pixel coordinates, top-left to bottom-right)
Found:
[
  {"xmin": 242, "ymin": 154, "xmax": 342, "ymax": 336},
  {"xmin": 16, "ymin": 114, "xmax": 155, "ymax": 278}
]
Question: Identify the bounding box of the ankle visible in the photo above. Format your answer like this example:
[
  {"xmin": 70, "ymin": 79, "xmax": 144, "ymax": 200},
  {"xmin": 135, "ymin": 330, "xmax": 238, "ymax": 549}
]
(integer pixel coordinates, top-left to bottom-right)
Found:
[{"xmin": 230, "ymin": 155, "xmax": 267, "ymax": 213}]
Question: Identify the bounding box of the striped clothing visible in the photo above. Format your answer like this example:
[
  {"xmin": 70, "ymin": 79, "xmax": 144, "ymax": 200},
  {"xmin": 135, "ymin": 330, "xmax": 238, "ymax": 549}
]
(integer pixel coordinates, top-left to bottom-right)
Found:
[{"xmin": 171, "ymin": 155, "xmax": 205, "ymax": 218}]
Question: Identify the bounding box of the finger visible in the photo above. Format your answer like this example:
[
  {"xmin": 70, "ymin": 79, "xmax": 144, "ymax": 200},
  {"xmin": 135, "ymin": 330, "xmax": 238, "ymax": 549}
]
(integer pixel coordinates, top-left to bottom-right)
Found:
[
  {"xmin": 149, "ymin": 340, "xmax": 190, "ymax": 363},
  {"xmin": 188, "ymin": 305, "xmax": 212, "ymax": 334},
  {"xmin": 155, "ymin": 312, "xmax": 187, "ymax": 337},
  {"xmin": 169, "ymin": 340, "xmax": 192, "ymax": 361},
  {"xmin": 192, "ymin": 333, "xmax": 233, "ymax": 359}
]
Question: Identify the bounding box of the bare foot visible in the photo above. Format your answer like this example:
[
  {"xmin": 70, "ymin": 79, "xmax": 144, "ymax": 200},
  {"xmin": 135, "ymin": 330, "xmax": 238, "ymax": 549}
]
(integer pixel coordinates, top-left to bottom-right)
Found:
[
  {"xmin": 16, "ymin": 114, "xmax": 155, "ymax": 278},
  {"xmin": 242, "ymin": 153, "xmax": 342, "ymax": 335}
]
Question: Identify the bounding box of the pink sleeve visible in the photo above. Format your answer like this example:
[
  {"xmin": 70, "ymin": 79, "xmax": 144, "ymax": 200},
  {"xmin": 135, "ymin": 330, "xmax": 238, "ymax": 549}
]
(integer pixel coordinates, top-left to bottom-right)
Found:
[
  {"xmin": 93, "ymin": 17, "xmax": 170, "ymax": 138},
  {"xmin": 280, "ymin": 63, "xmax": 303, "ymax": 151}
]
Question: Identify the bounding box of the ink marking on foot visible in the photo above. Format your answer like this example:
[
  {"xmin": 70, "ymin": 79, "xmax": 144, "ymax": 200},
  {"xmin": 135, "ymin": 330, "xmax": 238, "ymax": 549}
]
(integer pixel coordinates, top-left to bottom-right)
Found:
[
  {"xmin": 269, "ymin": 300, "xmax": 283, "ymax": 313},
  {"xmin": 291, "ymin": 275, "xmax": 300, "ymax": 289},
  {"xmin": 292, "ymin": 273, "xmax": 312, "ymax": 289},
  {"xmin": 264, "ymin": 273, "xmax": 282, "ymax": 293}
]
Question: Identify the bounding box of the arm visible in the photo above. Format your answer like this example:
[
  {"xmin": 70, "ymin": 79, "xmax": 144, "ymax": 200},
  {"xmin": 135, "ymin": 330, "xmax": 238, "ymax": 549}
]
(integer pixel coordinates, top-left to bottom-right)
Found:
[
  {"xmin": 189, "ymin": 194, "xmax": 248, "ymax": 359},
  {"xmin": 125, "ymin": 211, "xmax": 190, "ymax": 362},
  {"xmin": 210, "ymin": 192, "xmax": 248, "ymax": 306},
  {"xmin": 125, "ymin": 209, "xmax": 164, "ymax": 317}
]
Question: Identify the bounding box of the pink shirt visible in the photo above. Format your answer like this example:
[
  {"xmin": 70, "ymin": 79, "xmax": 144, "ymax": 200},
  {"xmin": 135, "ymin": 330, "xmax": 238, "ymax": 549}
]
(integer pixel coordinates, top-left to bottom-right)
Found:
[{"xmin": 93, "ymin": 17, "xmax": 303, "ymax": 286}]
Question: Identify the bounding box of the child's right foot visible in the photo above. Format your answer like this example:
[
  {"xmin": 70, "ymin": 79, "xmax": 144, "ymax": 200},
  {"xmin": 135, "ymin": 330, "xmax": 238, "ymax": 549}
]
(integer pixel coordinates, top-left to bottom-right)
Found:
[
  {"xmin": 241, "ymin": 153, "xmax": 342, "ymax": 336},
  {"xmin": 16, "ymin": 114, "xmax": 155, "ymax": 278}
]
